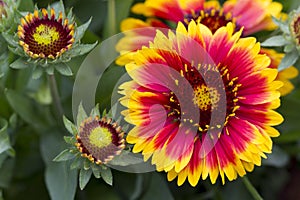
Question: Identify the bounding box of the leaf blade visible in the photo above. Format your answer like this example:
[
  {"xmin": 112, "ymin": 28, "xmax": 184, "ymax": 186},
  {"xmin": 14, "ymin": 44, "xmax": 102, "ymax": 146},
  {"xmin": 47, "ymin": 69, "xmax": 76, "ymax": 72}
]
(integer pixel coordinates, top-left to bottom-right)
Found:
[
  {"xmin": 79, "ymin": 168, "xmax": 93, "ymax": 190},
  {"xmin": 53, "ymin": 149, "xmax": 76, "ymax": 162}
]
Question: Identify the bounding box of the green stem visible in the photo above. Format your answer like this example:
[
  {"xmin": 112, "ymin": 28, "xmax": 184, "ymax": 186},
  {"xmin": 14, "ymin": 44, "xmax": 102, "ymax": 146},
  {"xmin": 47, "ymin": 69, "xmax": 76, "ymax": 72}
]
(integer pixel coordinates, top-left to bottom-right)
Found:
[
  {"xmin": 242, "ymin": 176, "xmax": 263, "ymax": 200},
  {"xmin": 131, "ymin": 174, "xmax": 144, "ymax": 200},
  {"xmin": 48, "ymin": 74, "xmax": 64, "ymax": 118},
  {"xmin": 108, "ymin": 0, "xmax": 116, "ymax": 36}
]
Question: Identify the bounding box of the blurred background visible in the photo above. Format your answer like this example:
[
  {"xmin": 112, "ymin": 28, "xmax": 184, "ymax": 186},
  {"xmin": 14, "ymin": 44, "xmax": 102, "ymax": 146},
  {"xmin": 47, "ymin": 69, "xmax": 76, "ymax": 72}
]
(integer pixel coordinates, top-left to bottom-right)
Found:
[{"xmin": 1, "ymin": 0, "xmax": 300, "ymax": 199}]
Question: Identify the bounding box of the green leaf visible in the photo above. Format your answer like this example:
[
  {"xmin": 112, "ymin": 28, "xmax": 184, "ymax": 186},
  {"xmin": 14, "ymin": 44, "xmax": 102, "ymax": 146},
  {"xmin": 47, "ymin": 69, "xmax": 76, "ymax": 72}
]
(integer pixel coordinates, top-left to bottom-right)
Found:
[
  {"xmin": 91, "ymin": 164, "xmax": 101, "ymax": 178},
  {"xmin": 9, "ymin": 113, "xmax": 18, "ymax": 130},
  {"xmin": 64, "ymin": 136, "xmax": 76, "ymax": 145},
  {"xmin": 261, "ymin": 36, "xmax": 288, "ymax": 47},
  {"xmin": 45, "ymin": 66, "xmax": 54, "ymax": 75},
  {"xmin": 63, "ymin": 115, "xmax": 77, "ymax": 135},
  {"xmin": 284, "ymin": 43, "xmax": 295, "ymax": 53},
  {"xmin": 272, "ymin": 16, "xmax": 289, "ymax": 34},
  {"xmin": 40, "ymin": 132, "xmax": 67, "ymax": 163},
  {"xmin": 32, "ymin": 66, "xmax": 44, "ymax": 79},
  {"xmin": 5, "ymin": 89, "xmax": 48, "ymax": 129},
  {"xmin": 45, "ymin": 161, "xmax": 78, "ymax": 200},
  {"xmin": 79, "ymin": 168, "xmax": 93, "ymax": 190},
  {"xmin": 13, "ymin": 67, "xmax": 32, "ymax": 92},
  {"xmin": 71, "ymin": 156, "xmax": 83, "ymax": 170},
  {"xmin": 41, "ymin": 133, "xmax": 78, "ymax": 200},
  {"xmin": 67, "ymin": 7, "xmax": 73, "ymax": 20},
  {"xmin": 30, "ymin": 80, "xmax": 52, "ymax": 105},
  {"xmin": 10, "ymin": 58, "xmax": 30, "ymax": 69},
  {"xmin": 83, "ymin": 158, "xmax": 90, "ymax": 170},
  {"xmin": 100, "ymin": 166, "xmax": 113, "ymax": 186},
  {"xmin": 55, "ymin": 63, "xmax": 73, "ymax": 76},
  {"xmin": 75, "ymin": 18, "xmax": 92, "ymax": 43},
  {"xmin": 1, "ymin": 32, "xmax": 18, "ymax": 47},
  {"xmin": 7, "ymin": 46, "xmax": 25, "ymax": 57},
  {"xmin": 108, "ymin": 151, "xmax": 143, "ymax": 166},
  {"xmin": 51, "ymin": 0, "xmax": 65, "ymax": 17},
  {"xmin": 66, "ymin": 42, "xmax": 98, "ymax": 58},
  {"xmin": 53, "ymin": 149, "xmax": 76, "ymax": 162},
  {"xmin": 0, "ymin": 118, "xmax": 10, "ymax": 155},
  {"xmin": 90, "ymin": 104, "xmax": 100, "ymax": 117},
  {"xmin": 77, "ymin": 102, "xmax": 88, "ymax": 126},
  {"xmin": 278, "ymin": 50, "xmax": 299, "ymax": 71},
  {"xmin": 102, "ymin": 109, "xmax": 107, "ymax": 117}
]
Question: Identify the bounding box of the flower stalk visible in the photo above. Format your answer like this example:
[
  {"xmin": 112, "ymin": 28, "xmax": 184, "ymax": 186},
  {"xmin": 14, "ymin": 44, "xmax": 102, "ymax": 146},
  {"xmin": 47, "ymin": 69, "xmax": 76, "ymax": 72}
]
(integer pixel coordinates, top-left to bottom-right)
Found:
[
  {"xmin": 242, "ymin": 176, "xmax": 263, "ymax": 200},
  {"xmin": 107, "ymin": 0, "xmax": 116, "ymax": 35},
  {"xmin": 48, "ymin": 74, "xmax": 64, "ymax": 118}
]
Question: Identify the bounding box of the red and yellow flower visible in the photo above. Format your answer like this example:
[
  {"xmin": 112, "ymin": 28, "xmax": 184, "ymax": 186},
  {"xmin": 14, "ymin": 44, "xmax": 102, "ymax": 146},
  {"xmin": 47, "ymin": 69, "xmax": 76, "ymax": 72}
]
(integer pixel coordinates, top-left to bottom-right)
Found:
[
  {"xmin": 119, "ymin": 21, "xmax": 283, "ymax": 186},
  {"xmin": 132, "ymin": 0, "xmax": 283, "ymax": 35},
  {"xmin": 116, "ymin": 0, "xmax": 285, "ymax": 65}
]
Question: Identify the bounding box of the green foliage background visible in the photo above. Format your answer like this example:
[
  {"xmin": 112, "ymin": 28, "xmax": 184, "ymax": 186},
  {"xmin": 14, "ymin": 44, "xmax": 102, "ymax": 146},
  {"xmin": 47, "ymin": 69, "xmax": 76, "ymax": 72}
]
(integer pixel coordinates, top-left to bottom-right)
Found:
[{"xmin": 1, "ymin": 0, "xmax": 300, "ymax": 199}]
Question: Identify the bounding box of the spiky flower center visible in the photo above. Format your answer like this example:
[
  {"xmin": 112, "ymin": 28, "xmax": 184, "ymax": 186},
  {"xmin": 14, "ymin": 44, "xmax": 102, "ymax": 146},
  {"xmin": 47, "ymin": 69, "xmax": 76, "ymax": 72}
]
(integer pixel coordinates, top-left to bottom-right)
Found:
[
  {"xmin": 76, "ymin": 116, "xmax": 125, "ymax": 165},
  {"xmin": 18, "ymin": 8, "xmax": 74, "ymax": 59},
  {"xmin": 193, "ymin": 85, "xmax": 220, "ymax": 111},
  {"xmin": 89, "ymin": 127, "xmax": 112, "ymax": 148},
  {"xmin": 165, "ymin": 63, "xmax": 240, "ymax": 134},
  {"xmin": 184, "ymin": 9, "xmax": 237, "ymax": 33},
  {"xmin": 291, "ymin": 13, "xmax": 300, "ymax": 45},
  {"xmin": 33, "ymin": 24, "xmax": 60, "ymax": 45}
]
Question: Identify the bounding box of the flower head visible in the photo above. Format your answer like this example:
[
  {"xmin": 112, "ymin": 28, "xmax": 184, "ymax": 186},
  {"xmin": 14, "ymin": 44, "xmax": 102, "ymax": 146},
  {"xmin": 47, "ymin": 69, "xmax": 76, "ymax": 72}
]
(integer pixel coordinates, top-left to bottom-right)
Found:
[
  {"xmin": 119, "ymin": 21, "xmax": 283, "ymax": 186},
  {"xmin": 6, "ymin": 2, "xmax": 97, "ymax": 78},
  {"xmin": 116, "ymin": 0, "xmax": 285, "ymax": 65},
  {"xmin": 76, "ymin": 115, "xmax": 125, "ymax": 165},
  {"xmin": 18, "ymin": 8, "xmax": 75, "ymax": 59},
  {"xmin": 54, "ymin": 104, "xmax": 126, "ymax": 189}
]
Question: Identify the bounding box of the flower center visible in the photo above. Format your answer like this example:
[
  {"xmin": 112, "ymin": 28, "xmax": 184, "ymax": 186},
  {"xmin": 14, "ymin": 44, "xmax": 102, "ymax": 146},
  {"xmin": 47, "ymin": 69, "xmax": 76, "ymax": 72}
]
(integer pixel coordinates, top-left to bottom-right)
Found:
[
  {"xmin": 33, "ymin": 24, "xmax": 60, "ymax": 45},
  {"xmin": 184, "ymin": 9, "xmax": 236, "ymax": 33},
  {"xmin": 89, "ymin": 126, "xmax": 112, "ymax": 148},
  {"xmin": 193, "ymin": 85, "xmax": 220, "ymax": 111},
  {"xmin": 291, "ymin": 13, "xmax": 300, "ymax": 45},
  {"xmin": 165, "ymin": 63, "xmax": 240, "ymax": 134}
]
